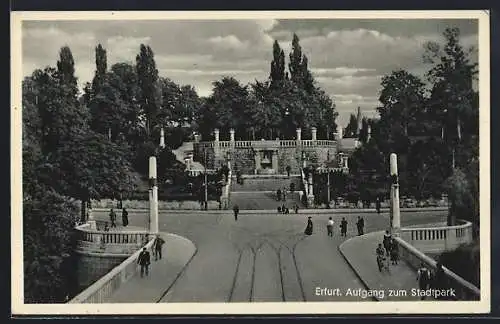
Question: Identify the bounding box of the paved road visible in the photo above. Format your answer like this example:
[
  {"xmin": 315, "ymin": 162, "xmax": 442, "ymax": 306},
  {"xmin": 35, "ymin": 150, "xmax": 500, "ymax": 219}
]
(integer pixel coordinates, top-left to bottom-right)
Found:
[{"xmin": 93, "ymin": 209, "xmax": 446, "ymax": 302}]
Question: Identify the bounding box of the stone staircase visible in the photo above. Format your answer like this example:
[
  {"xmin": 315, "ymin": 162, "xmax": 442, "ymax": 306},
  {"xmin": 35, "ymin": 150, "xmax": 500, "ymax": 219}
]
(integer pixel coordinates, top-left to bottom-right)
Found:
[
  {"xmin": 229, "ymin": 191, "xmax": 301, "ymax": 210},
  {"xmin": 229, "ymin": 175, "xmax": 303, "ymax": 210}
]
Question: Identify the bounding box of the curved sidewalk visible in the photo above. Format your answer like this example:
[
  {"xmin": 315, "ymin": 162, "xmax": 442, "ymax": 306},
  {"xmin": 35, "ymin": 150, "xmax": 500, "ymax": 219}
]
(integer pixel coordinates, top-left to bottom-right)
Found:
[
  {"xmin": 102, "ymin": 233, "xmax": 197, "ymax": 303},
  {"xmin": 338, "ymin": 231, "xmax": 422, "ymax": 301}
]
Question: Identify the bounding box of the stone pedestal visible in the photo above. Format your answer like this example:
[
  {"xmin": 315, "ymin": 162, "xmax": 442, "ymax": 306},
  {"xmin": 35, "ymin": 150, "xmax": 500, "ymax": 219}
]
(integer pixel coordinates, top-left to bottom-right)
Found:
[
  {"xmin": 271, "ymin": 150, "xmax": 278, "ymax": 172},
  {"xmin": 254, "ymin": 150, "xmax": 261, "ymax": 174},
  {"xmin": 390, "ymin": 153, "xmax": 401, "ymax": 233},
  {"xmin": 311, "ymin": 127, "xmax": 317, "ymax": 141}
]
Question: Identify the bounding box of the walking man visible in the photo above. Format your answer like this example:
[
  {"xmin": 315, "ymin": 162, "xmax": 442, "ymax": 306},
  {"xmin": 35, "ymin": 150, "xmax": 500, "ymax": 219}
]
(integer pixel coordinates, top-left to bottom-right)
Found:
[
  {"xmin": 122, "ymin": 208, "xmax": 129, "ymax": 227},
  {"xmin": 153, "ymin": 235, "xmax": 165, "ymax": 261},
  {"xmin": 376, "ymin": 197, "xmax": 381, "ymax": 214},
  {"xmin": 417, "ymin": 263, "xmax": 431, "ymax": 300},
  {"xmin": 233, "ymin": 204, "xmax": 239, "ymax": 221},
  {"xmin": 327, "ymin": 217, "xmax": 334, "ymax": 237},
  {"xmin": 356, "ymin": 216, "xmax": 365, "ymax": 235},
  {"xmin": 340, "ymin": 217, "xmax": 348, "ymax": 237},
  {"xmin": 282, "ymin": 188, "xmax": 287, "ymax": 201},
  {"xmin": 383, "ymin": 230, "xmax": 392, "ymax": 256},
  {"xmin": 109, "ymin": 208, "xmax": 117, "ymax": 228},
  {"xmin": 137, "ymin": 247, "xmax": 151, "ymax": 278},
  {"xmin": 276, "ymin": 189, "xmax": 281, "ymax": 201},
  {"xmin": 294, "ymin": 204, "xmax": 299, "ymax": 214}
]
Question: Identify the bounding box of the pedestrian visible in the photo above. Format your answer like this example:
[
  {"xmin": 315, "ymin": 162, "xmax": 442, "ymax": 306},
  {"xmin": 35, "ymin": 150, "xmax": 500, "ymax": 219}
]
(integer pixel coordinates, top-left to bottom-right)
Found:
[
  {"xmin": 285, "ymin": 207, "xmax": 290, "ymax": 214},
  {"xmin": 356, "ymin": 216, "xmax": 365, "ymax": 235},
  {"xmin": 277, "ymin": 206, "xmax": 282, "ymax": 214},
  {"xmin": 282, "ymin": 188, "xmax": 287, "ymax": 201},
  {"xmin": 327, "ymin": 217, "xmax": 334, "ymax": 237},
  {"xmin": 340, "ymin": 217, "xmax": 348, "ymax": 237},
  {"xmin": 376, "ymin": 197, "xmax": 381, "ymax": 214},
  {"xmin": 432, "ymin": 262, "xmax": 448, "ymax": 300},
  {"xmin": 153, "ymin": 235, "xmax": 165, "ymax": 261},
  {"xmin": 282, "ymin": 204, "xmax": 286, "ymax": 214},
  {"xmin": 137, "ymin": 247, "xmax": 151, "ymax": 278},
  {"xmin": 109, "ymin": 208, "xmax": 117, "ymax": 228},
  {"xmin": 104, "ymin": 222, "xmax": 110, "ymax": 232},
  {"xmin": 417, "ymin": 263, "xmax": 431, "ymax": 300},
  {"xmin": 233, "ymin": 204, "xmax": 239, "ymax": 221},
  {"xmin": 390, "ymin": 238, "xmax": 399, "ymax": 265},
  {"xmin": 304, "ymin": 216, "xmax": 313, "ymax": 235},
  {"xmin": 276, "ymin": 189, "xmax": 282, "ymax": 201},
  {"xmin": 122, "ymin": 208, "xmax": 129, "ymax": 227},
  {"xmin": 294, "ymin": 204, "xmax": 299, "ymax": 214},
  {"xmin": 383, "ymin": 230, "xmax": 392, "ymax": 256},
  {"xmin": 376, "ymin": 243, "xmax": 386, "ymax": 272}
]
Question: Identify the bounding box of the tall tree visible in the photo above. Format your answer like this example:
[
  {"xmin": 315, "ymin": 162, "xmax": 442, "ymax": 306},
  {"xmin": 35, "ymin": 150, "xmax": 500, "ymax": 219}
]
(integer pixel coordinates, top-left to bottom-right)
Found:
[
  {"xmin": 91, "ymin": 44, "xmax": 108, "ymax": 99},
  {"xmin": 344, "ymin": 113, "xmax": 359, "ymax": 138},
  {"xmin": 136, "ymin": 44, "xmax": 160, "ymax": 139},
  {"xmin": 270, "ymin": 40, "xmax": 285, "ymax": 87},
  {"xmin": 288, "ymin": 34, "xmax": 314, "ymax": 92},
  {"xmin": 378, "ymin": 69, "xmax": 426, "ymax": 137},
  {"xmin": 424, "ymin": 27, "xmax": 478, "ymax": 169}
]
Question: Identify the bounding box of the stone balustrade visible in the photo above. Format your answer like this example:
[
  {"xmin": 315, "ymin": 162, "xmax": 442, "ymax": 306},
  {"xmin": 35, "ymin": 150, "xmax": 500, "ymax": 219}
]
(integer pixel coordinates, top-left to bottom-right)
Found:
[
  {"xmin": 196, "ymin": 139, "xmax": 337, "ymax": 150},
  {"xmin": 395, "ymin": 236, "xmax": 480, "ymax": 301},
  {"xmin": 399, "ymin": 220, "xmax": 474, "ymax": 254}
]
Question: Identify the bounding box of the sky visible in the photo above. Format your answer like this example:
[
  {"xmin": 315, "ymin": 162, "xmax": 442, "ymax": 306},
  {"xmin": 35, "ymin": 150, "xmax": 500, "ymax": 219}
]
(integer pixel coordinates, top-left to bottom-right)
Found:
[{"xmin": 21, "ymin": 18, "xmax": 478, "ymax": 127}]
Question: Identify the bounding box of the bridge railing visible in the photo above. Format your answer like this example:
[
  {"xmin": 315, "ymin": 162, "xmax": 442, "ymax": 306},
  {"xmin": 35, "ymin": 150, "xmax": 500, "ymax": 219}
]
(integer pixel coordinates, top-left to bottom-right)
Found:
[
  {"xmin": 75, "ymin": 223, "xmax": 150, "ymax": 245},
  {"xmin": 395, "ymin": 236, "xmax": 480, "ymax": 301},
  {"xmin": 69, "ymin": 237, "xmax": 156, "ymax": 304},
  {"xmin": 400, "ymin": 220, "xmax": 473, "ymax": 254}
]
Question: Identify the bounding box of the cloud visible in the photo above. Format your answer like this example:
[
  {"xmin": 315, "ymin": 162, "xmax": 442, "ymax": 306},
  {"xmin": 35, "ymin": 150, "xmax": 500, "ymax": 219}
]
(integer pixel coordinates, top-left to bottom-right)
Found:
[
  {"xmin": 106, "ymin": 36, "xmax": 152, "ymax": 62},
  {"xmin": 207, "ymin": 35, "xmax": 250, "ymax": 51}
]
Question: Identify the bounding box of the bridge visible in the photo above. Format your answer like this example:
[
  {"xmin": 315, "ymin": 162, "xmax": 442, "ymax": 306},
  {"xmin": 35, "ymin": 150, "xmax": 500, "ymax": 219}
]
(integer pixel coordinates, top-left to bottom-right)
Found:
[{"xmin": 68, "ymin": 146, "xmax": 480, "ymax": 307}]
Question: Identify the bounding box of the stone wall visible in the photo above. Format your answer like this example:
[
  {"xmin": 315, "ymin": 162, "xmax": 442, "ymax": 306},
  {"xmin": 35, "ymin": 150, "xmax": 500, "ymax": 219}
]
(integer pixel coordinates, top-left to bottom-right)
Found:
[
  {"xmin": 195, "ymin": 142, "xmax": 339, "ymax": 175},
  {"xmin": 76, "ymin": 253, "xmax": 128, "ymax": 292},
  {"xmin": 231, "ymin": 148, "xmax": 255, "ymax": 174}
]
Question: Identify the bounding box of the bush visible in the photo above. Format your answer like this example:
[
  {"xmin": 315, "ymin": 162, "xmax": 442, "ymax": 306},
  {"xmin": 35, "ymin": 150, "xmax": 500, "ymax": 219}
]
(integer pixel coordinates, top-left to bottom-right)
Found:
[
  {"xmin": 24, "ymin": 187, "xmax": 80, "ymax": 303},
  {"xmin": 439, "ymin": 241, "xmax": 480, "ymax": 288}
]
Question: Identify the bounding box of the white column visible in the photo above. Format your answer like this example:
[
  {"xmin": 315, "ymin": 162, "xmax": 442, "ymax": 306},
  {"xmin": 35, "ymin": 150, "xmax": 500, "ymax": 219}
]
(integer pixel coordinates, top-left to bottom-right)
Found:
[
  {"xmin": 338, "ymin": 127, "xmax": 343, "ymax": 139},
  {"xmin": 308, "ymin": 172, "xmax": 314, "ymax": 196},
  {"xmin": 311, "ymin": 127, "xmax": 317, "ymax": 141},
  {"xmin": 296, "ymin": 128, "xmax": 302, "ymax": 141},
  {"xmin": 149, "ymin": 156, "xmax": 159, "ymax": 234},
  {"xmin": 367, "ymin": 125, "xmax": 371, "ymax": 142},
  {"xmin": 214, "ymin": 128, "xmax": 220, "ymax": 142},
  {"xmin": 230, "ymin": 128, "xmax": 235, "ymax": 142},
  {"xmin": 390, "ymin": 153, "xmax": 401, "ymax": 232},
  {"xmin": 160, "ymin": 128, "xmax": 165, "ymax": 148}
]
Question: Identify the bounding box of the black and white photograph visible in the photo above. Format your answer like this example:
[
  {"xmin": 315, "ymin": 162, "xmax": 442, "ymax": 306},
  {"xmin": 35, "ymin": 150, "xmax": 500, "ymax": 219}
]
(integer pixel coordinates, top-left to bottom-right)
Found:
[{"xmin": 11, "ymin": 10, "xmax": 490, "ymax": 315}]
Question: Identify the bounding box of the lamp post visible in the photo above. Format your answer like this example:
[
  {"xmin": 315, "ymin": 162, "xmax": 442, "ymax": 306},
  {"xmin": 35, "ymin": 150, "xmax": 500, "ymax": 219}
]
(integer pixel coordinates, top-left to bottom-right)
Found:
[{"xmin": 204, "ymin": 148, "xmax": 208, "ymax": 210}]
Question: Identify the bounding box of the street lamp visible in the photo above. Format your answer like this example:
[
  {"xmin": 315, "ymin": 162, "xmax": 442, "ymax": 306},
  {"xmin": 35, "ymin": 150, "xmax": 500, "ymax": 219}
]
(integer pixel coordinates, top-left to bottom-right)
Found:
[{"xmin": 204, "ymin": 148, "xmax": 208, "ymax": 210}]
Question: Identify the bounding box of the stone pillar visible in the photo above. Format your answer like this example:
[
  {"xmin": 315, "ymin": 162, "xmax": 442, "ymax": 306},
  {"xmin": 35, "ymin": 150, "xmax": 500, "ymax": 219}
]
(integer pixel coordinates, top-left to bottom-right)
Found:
[
  {"xmin": 230, "ymin": 128, "xmax": 235, "ymax": 151},
  {"xmin": 194, "ymin": 133, "xmax": 200, "ymax": 143},
  {"xmin": 149, "ymin": 156, "xmax": 159, "ymax": 234},
  {"xmin": 338, "ymin": 127, "xmax": 343, "ymax": 140},
  {"xmin": 254, "ymin": 150, "xmax": 261, "ymax": 174},
  {"xmin": 390, "ymin": 153, "xmax": 401, "ymax": 233},
  {"xmin": 311, "ymin": 127, "xmax": 317, "ymax": 141},
  {"xmin": 214, "ymin": 128, "xmax": 220, "ymax": 164},
  {"xmin": 296, "ymin": 128, "xmax": 302, "ymax": 141},
  {"xmin": 230, "ymin": 128, "xmax": 235, "ymax": 142},
  {"xmin": 307, "ymin": 171, "xmax": 314, "ymax": 207},
  {"xmin": 160, "ymin": 128, "xmax": 165, "ymax": 149},
  {"xmin": 271, "ymin": 150, "xmax": 278, "ymax": 172}
]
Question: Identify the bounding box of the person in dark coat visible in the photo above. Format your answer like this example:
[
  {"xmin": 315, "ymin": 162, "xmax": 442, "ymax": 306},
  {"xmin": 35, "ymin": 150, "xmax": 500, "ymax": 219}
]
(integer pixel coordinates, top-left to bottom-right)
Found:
[
  {"xmin": 356, "ymin": 216, "xmax": 364, "ymax": 235},
  {"xmin": 109, "ymin": 208, "xmax": 117, "ymax": 228},
  {"xmin": 153, "ymin": 235, "xmax": 165, "ymax": 261},
  {"xmin": 432, "ymin": 262, "xmax": 449, "ymax": 299},
  {"xmin": 383, "ymin": 230, "xmax": 392, "ymax": 256},
  {"xmin": 137, "ymin": 247, "xmax": 151, "ymax": 277},
  {"xmin": 233, "ymin": 204, "xmax": 239, "ymax": 221},
  {"xmin": 417, "ymin": 263, "xmax": 431, "ymax": 299},
  {"xmin": 390, "ymin": 238, "xmax": 399, "ymax": 265},
  {"xmin": 122, "ymin": 208, "xmax": 129, "ymax": 227},
  {"xmin": 340, "ymin": 217, "xmax": 348, "ymax": 237},
  {"xmin": 294, "ymin": 204, "xmax": 299, "ymax": 214},
  {"xmin": 276, "ymin": 189, "xmax": 282, "ymax": 201},
  {"xmin": 376, "ymin": 197, "xmax": 381, "ymax": 214},
  {"xmin": 304, "ymin": 217, "xmax": 313, "ymax": 235}
]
